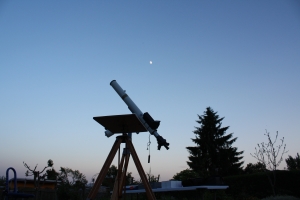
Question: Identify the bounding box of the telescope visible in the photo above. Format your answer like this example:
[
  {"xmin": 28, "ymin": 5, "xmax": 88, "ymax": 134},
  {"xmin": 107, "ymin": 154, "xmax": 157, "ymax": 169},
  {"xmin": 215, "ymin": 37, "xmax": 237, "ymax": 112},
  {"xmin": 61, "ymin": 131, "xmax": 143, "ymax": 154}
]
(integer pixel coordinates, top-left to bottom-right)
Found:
[
  {"xmin": 87, "ymin": 80, "xmax": 169, "ymax": 200},
  {"xmin": 109, "ymin": 80, "xmax": 169, "ymax": 150}
]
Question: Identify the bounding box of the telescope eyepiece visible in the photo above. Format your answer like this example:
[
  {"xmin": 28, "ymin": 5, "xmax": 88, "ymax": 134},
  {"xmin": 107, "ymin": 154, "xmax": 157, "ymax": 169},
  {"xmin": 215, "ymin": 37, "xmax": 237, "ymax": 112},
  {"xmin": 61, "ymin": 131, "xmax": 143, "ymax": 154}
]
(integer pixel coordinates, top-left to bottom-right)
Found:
[{"xmin": 156, "ymin": 135, "xmax": 169, "ymax": 150}]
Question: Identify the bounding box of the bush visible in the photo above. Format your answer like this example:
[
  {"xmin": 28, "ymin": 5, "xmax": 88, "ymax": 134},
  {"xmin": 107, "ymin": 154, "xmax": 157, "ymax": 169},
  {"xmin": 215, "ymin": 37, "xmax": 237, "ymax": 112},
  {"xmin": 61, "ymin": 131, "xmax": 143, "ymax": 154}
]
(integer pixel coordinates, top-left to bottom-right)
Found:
[
  {"xmin": 286, "ymin": 153, "xmax": 300, "ymax": 171},
  {"xmin": 0, "ymin": 176, "xmax": 5, "ymax": 186},
  {"xmin": 56, "ymin": 167, "xmax": 88, "ymax": 200},
  {"xmin": 224, "ymin": 170, "xmax": 300, "ymax": 199},
  {"xmin": 262, "ymin": 196, "xmax": 300, "ymax": 200}
]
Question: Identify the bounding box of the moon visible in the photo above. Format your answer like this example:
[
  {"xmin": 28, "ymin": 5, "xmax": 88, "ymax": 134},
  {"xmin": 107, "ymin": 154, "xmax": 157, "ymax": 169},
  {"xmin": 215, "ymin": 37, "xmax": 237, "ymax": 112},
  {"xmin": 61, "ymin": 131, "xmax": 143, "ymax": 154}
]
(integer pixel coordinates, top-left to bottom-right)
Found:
[{"xmin": 150, "ymin": 61, "xmax": 152, "ymax": 64}]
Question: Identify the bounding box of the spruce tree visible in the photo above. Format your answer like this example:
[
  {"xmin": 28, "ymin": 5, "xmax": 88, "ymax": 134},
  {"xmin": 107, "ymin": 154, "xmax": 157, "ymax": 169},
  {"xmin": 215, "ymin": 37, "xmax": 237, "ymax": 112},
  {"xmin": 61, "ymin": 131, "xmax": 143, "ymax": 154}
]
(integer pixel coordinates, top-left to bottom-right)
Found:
[{"xmin": 186, "ymin": 107, "xmax": 244, "ymax": 177}]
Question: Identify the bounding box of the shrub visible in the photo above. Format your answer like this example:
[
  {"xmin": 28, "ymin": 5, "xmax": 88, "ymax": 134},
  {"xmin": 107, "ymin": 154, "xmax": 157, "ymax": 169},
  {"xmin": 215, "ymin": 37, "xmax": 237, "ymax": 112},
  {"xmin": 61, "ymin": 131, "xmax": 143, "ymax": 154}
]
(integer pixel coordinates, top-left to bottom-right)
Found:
[
  {"xmin": 224, "ymin": 170, "xmax": 300, "ymax": 199},
  {"xmin": 0, "ymin": 176, "xmax": 5, "ymax": 186},
  {"xmin": 262, "ymin": 196, "xmax": 300, "ymax": 200}
]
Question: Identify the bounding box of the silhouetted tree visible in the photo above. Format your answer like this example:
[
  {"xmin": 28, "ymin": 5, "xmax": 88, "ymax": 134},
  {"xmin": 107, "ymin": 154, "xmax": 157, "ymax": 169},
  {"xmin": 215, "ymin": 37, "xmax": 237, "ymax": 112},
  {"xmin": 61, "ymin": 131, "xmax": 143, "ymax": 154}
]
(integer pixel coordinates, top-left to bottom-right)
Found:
[
  {"xmin": 101, "ymin": 165, "xmax": 118, "ymax": 188},
  {"xmin": 285, "ymin": 153, "xmax": 300, "ymax": 171},
  {"xmin": 146, "ymin": 168, "xmax": 160, "ymax": 183},
  {"xmin": 106, "ymin": 164, "xmax": 118, "ymax": 179},
  {"xmin": 58, "ymin": 167, "xmax": 87, "ymax": 187},
  {"xmin": 98, "ymin": 165, "xmax": 135, "ymax": 188},
  {"xmin": 173, "ymin": 169, "xmax": 199, "ymax": 181},
  {"xmin": 126, "ymin": 172, "xmax": 135, "ymax": 185},
  {"xmin": 57, "ymin": 167, "xmax": 88, "ymax": 200},
  {"xmin": 244, "ymin": 162, "xmax": 266, "ymax": 174},
  {"xmin": 46, "ymin": 168, "xmax": 59, "ymax": 180},
  {"xmin": 186, "ymin": 107, "xmax": 244, "ymax": 177},
  {"xmin": 23, "ymin": 159, "xmax": 53, "ymax": 187},
  {"xmin": 251, "ymin": 130, "xmax": 288, "ymax": 196},
  {"xmin": 0, "ymin": 176, "xmax": 5, "ymax": 186}
]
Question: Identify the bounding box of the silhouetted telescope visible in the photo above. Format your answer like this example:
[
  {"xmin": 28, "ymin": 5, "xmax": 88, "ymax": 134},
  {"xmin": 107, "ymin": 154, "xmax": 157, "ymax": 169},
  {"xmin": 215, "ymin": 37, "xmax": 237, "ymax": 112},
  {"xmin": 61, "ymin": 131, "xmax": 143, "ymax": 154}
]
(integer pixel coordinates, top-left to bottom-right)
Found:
[{"xmin": 107, "ymin": 80, "xmax": 169, "ymax": 150}]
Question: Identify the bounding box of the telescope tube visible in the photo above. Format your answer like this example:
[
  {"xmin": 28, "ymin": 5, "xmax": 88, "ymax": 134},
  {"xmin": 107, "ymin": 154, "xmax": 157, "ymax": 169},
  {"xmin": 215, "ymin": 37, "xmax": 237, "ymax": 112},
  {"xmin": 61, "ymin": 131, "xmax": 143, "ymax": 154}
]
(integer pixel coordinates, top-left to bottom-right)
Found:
[{"xmin": 110, "ymin": 80, "xmax": 169, "ymax": 150}]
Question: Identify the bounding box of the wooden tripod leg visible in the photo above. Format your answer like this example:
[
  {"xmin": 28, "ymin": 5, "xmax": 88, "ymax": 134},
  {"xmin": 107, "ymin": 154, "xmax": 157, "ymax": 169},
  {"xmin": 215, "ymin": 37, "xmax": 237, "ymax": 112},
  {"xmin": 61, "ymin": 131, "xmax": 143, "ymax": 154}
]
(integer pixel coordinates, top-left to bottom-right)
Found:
[
  {"xmin": 111, "ymin": 151, "xmax": 126, "ymax": 200},
  {"xmin": 118, "ymin": 153, "xmax": 130, "ymax": 197},
  {"xmin": 125, "ymin": 138, "xmax": 156, "ymax": 200},
  {"xmin": 110, "ymin": 174, "xmax": 119, "ymax": 200},
  {"xmin": 111, "ymin": 148, "xmax": 130, "ymax": 200},
  {"xmin": 87, "ymin": 137, "xmax": 123, "ymax": 200}
]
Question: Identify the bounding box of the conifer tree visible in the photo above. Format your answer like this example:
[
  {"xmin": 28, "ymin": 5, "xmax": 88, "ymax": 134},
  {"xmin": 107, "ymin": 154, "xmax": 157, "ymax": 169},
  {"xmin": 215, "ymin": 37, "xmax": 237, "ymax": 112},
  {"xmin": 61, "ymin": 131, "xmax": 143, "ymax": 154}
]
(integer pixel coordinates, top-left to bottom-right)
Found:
[
  {"xmin": 286, "ymin": 153, "xmax": 300, "ymax": 171},
  {"xmin": 186, "ymin": 107, "xmax": 244, "ymax": 177}
]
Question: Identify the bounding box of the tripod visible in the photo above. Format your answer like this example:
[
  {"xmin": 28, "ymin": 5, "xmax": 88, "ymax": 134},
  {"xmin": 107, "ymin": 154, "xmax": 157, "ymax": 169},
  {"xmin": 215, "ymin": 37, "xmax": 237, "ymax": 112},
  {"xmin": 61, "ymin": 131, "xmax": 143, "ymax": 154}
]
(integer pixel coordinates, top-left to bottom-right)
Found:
[{"xmin": 87, "ymin": 134, "xmax": 156, "ymax": 200}]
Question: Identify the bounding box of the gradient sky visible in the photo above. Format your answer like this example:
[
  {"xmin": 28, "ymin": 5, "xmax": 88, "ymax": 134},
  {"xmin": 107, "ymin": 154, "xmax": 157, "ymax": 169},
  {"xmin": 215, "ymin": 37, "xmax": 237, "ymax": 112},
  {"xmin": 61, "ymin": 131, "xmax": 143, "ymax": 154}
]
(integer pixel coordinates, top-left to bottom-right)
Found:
[{"xmin": 1, "ymin": 1, "xmax": 299, "ymax": 182}]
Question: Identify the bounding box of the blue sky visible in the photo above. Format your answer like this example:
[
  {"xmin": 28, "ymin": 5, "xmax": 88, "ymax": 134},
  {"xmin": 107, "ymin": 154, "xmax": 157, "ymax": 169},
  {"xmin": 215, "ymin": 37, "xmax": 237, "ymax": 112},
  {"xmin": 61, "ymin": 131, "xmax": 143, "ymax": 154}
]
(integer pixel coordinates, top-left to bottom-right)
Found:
[{"xmin": 1, "ymin": 0, "xmax": 299, "ymax": 182}]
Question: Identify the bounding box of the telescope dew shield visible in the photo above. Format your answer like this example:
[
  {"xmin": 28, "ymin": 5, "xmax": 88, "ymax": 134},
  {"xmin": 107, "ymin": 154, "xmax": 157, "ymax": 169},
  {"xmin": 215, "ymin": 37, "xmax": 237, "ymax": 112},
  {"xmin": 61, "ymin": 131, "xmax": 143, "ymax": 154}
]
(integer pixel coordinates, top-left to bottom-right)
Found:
[{"xmin": 110, "ymin": 80, "xmax": 170, "ymax": 150}]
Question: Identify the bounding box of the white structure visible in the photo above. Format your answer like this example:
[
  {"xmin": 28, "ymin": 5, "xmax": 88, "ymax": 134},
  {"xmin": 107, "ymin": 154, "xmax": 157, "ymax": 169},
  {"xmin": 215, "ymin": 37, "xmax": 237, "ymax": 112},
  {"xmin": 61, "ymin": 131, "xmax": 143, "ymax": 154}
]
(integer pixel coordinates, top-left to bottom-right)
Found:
[{"xmin": 161, "ymin": 181, "xmax": 182, "ymax": 188}]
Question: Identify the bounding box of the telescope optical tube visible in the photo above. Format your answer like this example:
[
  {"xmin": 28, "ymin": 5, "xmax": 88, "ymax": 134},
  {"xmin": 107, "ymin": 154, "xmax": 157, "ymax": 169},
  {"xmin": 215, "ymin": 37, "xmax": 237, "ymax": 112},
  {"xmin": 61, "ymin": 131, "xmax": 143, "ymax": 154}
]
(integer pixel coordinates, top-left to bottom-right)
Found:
[{"xmin": 110, "ymin": 80, "xmax": 169, "ymax": 150}]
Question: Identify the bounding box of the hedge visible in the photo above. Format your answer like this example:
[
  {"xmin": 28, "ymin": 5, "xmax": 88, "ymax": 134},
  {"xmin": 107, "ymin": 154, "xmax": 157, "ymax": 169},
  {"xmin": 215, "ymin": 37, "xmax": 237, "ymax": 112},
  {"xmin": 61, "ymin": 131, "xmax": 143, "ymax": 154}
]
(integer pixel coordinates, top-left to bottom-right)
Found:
[{"xmin": 223, "ymin": 170, "xmax": 300, "ymax": 199}]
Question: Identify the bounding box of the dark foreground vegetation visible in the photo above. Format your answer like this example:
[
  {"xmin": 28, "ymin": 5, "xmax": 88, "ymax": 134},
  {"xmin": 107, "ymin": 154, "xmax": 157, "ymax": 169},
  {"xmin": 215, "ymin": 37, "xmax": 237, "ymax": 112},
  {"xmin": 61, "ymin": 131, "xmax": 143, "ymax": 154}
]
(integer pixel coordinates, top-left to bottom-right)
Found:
[
  {"xmin": 3, "ymin": 171, "xmax": 299, "ymax": 200},
  {"xmin": 72, "ymin": 169, "xmax": 300, "ymax": 200},
  {"xmin": 224, "ymin": 170, "xmax": 300, "ymax": 200},
  {"xmin": 86, "ymin": 171, "xmax": 300, "ymax": 200}
]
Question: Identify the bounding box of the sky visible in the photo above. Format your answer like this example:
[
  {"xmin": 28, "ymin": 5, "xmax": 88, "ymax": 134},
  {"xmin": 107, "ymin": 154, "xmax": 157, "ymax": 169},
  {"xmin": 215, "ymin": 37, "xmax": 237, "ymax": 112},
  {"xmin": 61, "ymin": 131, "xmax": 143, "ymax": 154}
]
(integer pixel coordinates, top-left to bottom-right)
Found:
[{"xmin": 1, "ymin": 0, "xmax": 300, "ymax": 183}]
